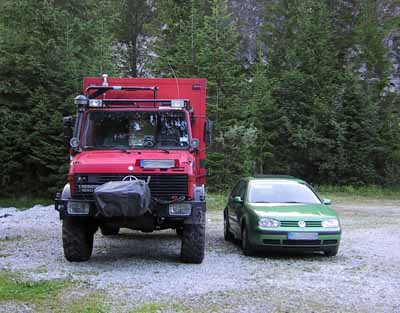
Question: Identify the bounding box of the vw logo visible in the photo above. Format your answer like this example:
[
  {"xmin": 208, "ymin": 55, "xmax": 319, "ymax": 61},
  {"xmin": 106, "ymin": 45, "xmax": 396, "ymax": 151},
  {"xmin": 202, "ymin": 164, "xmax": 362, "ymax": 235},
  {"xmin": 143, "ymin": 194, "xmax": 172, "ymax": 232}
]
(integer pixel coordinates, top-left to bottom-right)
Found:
[
  {"xmin": 122, "ymin": 175, "xmax": 138, "ymax": 182},
  {"xmin": 298, "ymin": 221, "xmax": 306, "ymax": 228}
]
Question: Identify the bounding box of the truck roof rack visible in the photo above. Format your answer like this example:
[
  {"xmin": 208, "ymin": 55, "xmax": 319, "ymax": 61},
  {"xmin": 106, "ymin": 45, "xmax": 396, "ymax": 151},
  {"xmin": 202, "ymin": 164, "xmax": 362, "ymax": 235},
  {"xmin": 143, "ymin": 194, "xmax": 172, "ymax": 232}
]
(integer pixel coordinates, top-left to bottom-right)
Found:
[{"xmin": 101, "ymin": 98, "xmax": 191, "ymax": 108}]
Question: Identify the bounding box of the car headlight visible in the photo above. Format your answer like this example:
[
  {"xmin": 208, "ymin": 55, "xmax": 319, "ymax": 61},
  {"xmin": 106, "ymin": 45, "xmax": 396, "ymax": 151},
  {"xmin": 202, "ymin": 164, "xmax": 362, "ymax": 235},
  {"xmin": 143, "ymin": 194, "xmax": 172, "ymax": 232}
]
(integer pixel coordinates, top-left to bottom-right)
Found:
[
  {"xmin": 322, "ymin": 218, "xmax": 339, "ymax": 228},
  {"xmin": 259, "ymin": 217, "xmax": 280, "ymax": 228}
]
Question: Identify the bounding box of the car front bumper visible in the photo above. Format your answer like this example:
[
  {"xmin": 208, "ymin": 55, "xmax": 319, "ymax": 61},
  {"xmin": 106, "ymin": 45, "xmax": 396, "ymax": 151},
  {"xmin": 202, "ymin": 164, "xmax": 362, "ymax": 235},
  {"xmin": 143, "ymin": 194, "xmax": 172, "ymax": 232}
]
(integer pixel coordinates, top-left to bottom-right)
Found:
[{"xmin": 249, "ymin": 228, "xmax": 341, "ymax": 251}]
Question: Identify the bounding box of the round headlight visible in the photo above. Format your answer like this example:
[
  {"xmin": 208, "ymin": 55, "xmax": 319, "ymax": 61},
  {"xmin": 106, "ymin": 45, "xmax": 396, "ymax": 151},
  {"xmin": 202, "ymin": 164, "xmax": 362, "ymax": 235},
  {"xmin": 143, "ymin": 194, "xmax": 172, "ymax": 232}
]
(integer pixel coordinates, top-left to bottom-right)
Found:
[
  {"xmin": 259, "ymin": 217, "xmax": 280, "ymax": 228},
  {"xmin": 322, "ymin": 218, "xmax": 339, "ymax": 228}
]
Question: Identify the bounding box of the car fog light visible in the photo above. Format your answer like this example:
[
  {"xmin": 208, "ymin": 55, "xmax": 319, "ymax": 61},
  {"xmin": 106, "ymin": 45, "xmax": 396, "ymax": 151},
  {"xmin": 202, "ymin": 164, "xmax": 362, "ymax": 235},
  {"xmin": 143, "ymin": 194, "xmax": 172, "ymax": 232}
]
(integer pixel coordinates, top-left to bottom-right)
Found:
[
  {"xmin": 322, "ymin": 218, "xmax": 339, "ymax": 228},
  {"xmin": 169, "ymin": 203, "xmax": 191, "ymax": 216},
  {"xmin": 259, "ymin": 217, "xmax": 280, "ymax": 228},
  {"xmin": 67, "ymin": 201, "xmax": 90, "ymax": 215}
]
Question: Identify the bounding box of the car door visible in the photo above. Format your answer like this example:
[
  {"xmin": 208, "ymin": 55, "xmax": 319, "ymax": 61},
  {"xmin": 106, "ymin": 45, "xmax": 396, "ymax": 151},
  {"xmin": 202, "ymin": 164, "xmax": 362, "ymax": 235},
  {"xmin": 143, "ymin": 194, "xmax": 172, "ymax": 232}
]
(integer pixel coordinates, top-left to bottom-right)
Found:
[
  {"xmin": 234, "ymin": 181, "xmax": 248, "ymax": 235},
  {"xmin": 227, "ymin": 181, "xmax": 242, "ymax": 237},
  {"xmin": 229, "ymin": 180, "xmax": 245, "ymax": 236}
]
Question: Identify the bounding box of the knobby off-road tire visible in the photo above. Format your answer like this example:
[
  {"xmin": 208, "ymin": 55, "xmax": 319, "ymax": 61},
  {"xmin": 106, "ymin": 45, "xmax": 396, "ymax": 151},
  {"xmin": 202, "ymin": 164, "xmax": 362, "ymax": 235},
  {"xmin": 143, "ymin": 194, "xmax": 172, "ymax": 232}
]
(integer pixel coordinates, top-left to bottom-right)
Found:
[
  {"xmin": 62, "ymin": 218, "xmax": 97, "ymax": 262},
  {"xmin": 100, "ymin": 226, "xmax": 120, "ymax": 236},
  {"xmin": 180, "ymin": 223, "xmax": 205, "ymax": 264}
]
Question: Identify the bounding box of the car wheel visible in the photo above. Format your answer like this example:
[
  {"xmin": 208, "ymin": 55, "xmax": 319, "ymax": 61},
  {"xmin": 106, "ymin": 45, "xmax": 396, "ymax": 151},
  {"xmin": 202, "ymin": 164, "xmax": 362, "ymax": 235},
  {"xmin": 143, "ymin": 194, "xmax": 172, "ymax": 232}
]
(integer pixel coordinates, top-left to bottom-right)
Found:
[
  {"xmin": 223, "ymin": 209, "xmax": 234, "ymax": 241},
  {"xmin": 100, "ymin": 226, "xmax": 120, "ymax": 236},
  {"xmin": 241, "ymin": 224, "xmax": 255, "ymax": 256},
  {"xmin": 324, "ymin": 246, "xmax": 339, "ymax": 257}
]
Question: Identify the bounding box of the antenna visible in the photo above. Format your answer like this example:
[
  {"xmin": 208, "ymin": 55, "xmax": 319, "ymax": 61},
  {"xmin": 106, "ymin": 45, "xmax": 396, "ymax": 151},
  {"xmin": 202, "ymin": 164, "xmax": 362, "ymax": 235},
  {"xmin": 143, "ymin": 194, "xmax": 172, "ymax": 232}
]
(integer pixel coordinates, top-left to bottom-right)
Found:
[{"xmin": 168, "ymin": 62, "xmax": 180, "ymax": 98}]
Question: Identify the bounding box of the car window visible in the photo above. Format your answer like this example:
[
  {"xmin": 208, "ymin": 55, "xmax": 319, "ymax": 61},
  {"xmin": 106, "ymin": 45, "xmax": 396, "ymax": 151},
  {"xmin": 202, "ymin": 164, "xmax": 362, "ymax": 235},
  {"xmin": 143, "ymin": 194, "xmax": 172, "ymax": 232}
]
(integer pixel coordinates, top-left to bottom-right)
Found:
[
  {"xmin": 230, "ymin": 181, "xmax": 243, "ymax": 198},
  {"xmin": 238, "ymin": 182, "xmax": 247, "ymax": 200},
  {"xmin": 248, "ymin": 180, "xmax": 321, "ymax": 204}
]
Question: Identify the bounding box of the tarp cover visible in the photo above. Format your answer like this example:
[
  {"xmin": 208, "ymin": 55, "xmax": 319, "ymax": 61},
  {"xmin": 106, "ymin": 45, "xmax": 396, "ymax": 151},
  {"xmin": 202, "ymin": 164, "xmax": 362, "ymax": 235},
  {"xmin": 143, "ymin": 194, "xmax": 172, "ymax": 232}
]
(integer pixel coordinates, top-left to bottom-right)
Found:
[{"xmin": 94, "ymin": 180, "xmax": 151, "ymax": 218}]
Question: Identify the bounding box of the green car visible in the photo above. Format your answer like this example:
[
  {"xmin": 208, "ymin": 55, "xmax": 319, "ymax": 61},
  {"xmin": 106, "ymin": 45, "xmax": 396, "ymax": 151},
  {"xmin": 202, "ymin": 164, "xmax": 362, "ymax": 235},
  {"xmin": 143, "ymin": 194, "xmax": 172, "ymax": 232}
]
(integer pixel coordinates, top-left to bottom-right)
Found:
[{"xmin": 223, "ymin": 176, "xmax": 341, "ymax": 256}]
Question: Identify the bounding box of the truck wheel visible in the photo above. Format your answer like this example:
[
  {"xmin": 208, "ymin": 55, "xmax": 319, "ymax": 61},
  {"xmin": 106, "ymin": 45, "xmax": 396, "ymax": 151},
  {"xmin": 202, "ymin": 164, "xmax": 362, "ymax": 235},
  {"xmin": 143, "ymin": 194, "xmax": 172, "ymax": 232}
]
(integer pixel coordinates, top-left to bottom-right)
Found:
[
  {"xmin": 100, "ymin": 226, "xmax": 120, "ymax": 236},
  {"xmin": 180, "ymin": 224, "xmax": 205, "ymax": 264},
  {"xmin": 62, "ymin": 218, "xmax": 96, "ymax": 262}
]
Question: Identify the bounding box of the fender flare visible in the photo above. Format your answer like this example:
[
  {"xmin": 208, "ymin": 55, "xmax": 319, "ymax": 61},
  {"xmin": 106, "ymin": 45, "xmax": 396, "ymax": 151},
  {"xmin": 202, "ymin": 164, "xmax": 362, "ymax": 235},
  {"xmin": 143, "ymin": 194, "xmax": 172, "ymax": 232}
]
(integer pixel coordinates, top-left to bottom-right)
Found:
[{"xmin": 61, "ymin": 183, "xmax": 71, "ymax": 200}]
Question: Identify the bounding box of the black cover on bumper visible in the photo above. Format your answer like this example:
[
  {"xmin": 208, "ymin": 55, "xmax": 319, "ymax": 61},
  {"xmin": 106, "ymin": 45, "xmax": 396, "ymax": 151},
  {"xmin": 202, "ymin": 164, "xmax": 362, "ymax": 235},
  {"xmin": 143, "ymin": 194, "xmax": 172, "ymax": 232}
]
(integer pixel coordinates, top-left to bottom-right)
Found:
[{"xmin": 94, "ymin": 180, "xmax": 151, "ymax": 218}]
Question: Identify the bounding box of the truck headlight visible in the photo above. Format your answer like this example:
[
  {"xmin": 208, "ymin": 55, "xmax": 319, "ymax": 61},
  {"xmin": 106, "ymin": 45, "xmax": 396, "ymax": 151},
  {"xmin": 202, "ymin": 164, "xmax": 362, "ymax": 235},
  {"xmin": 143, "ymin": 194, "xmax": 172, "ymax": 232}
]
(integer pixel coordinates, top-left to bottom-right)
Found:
[
  {"xmin": 67, "ymin": 201, "xmax": 90, "ymax": 215},
  {"xmin": 322, "ymin": 218, "xmax": 339, "ymax": 228},
  {"xmin": 259, "ymin": 217, "xmax": 280, "ymax": 228},
  {"xmin": 169, "ymin": 203, "xmax": 191, "ymax": 216}
]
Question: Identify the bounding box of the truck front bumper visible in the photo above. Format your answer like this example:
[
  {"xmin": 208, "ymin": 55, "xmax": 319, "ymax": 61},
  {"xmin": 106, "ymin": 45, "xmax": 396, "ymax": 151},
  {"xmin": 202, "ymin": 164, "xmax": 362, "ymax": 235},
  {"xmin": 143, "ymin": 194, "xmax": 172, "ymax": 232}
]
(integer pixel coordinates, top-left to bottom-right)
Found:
[{"xmin": 55, "ymin": 198, "xmax": 206, "ymax": 224}]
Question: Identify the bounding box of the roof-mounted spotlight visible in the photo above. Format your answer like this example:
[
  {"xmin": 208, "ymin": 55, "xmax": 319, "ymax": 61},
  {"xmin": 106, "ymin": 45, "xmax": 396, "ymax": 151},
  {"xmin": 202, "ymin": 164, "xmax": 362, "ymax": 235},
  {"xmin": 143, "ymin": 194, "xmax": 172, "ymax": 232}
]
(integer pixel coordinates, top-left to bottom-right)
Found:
[{"xmin": 74, "ymin": 95, "xmax": 88, "ymax": 107}]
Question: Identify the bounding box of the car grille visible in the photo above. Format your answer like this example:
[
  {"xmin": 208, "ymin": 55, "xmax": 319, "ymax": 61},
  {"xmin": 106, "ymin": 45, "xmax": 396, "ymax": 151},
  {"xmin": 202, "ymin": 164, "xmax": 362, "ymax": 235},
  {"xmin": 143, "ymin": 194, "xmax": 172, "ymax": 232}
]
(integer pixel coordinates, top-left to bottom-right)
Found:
[
  {"xmin": 282, "ymin": 240, "xmax": 322, "ymax": 246},
  {"xmin": 262, "ymin": 239, "xmax": 338, "ymax": 246},
  {"xmin": 74, "ymin": 174, "xmax": 188, "ymax": 200},
  {"xmin": 280, "ymin": 221, "xmax": 322, "ymax": 227}
]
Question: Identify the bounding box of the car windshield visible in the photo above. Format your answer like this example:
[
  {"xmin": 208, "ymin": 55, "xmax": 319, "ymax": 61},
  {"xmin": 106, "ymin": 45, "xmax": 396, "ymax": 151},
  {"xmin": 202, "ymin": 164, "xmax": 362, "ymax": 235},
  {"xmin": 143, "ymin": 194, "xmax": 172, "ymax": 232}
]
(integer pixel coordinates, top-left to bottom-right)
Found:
[
  {"xmin": 248, "ymin": 180, "xmax": 321, "ymax": 204},
  {"xmin": 83, "ymin": 110, "xmax": 189, "ymax": 149}
]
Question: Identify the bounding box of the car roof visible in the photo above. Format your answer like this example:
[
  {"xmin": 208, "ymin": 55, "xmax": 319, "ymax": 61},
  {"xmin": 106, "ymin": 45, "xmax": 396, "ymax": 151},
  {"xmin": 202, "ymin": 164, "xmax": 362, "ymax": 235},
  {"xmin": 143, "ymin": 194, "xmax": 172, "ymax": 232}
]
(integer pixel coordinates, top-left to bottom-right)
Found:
[{"xmin": 243, "ymin": 175, "xmax": 306, "ymax": 184}]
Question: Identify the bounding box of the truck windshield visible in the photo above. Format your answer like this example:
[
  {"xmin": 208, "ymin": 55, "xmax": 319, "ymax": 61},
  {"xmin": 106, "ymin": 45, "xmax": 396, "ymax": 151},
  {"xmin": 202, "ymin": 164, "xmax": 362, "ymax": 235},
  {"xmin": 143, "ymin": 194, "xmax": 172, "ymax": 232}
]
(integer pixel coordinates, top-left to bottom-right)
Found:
[{"xmin": 83, "ymin": 110, "xmax": 189, "ymax": 149}]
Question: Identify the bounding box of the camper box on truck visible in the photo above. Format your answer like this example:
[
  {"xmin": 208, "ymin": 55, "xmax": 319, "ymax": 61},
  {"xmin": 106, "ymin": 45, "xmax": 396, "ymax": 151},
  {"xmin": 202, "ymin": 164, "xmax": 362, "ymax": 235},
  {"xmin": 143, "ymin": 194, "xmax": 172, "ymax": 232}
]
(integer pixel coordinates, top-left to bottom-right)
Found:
[{"xmin": 55, "ymin": 75, "xmax": 211, "ymax": 264}]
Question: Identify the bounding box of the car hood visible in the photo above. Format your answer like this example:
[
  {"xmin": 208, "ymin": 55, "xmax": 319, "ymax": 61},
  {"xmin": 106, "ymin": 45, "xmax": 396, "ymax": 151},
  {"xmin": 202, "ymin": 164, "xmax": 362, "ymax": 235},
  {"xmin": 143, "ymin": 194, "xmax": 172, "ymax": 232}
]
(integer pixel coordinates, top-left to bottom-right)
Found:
[{"xmin": 247, "ymin": 202, "xmax": 338, "ymax": 219}]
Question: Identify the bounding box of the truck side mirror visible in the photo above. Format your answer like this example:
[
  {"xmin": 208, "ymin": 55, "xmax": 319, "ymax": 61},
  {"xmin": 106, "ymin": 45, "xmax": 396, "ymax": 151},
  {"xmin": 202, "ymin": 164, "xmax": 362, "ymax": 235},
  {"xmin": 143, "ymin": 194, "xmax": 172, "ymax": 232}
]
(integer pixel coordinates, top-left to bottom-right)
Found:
[
  {"xmin": 204, "ymin": 119, "xmax": 213, "ymax": 145},
  {"xmin": 63, "ymin": 116, "xmax": 75, "ymax": 146}
]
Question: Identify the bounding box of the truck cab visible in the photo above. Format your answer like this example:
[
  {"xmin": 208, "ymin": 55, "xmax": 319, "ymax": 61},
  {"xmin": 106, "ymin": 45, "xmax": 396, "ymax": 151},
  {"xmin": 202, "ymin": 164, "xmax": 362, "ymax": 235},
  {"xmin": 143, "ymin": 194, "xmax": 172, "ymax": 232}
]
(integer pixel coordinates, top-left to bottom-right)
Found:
[{"xmin": 56, "ymin": 75, "xmax": 210, "ymax": 264}]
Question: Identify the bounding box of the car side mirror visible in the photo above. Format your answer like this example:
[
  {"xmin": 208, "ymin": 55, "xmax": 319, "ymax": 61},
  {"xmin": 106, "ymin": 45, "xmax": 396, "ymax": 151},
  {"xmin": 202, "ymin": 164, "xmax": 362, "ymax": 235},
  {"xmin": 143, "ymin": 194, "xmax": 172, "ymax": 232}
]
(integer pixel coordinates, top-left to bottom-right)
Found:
[
  {"xmin": 323, "ymin": 198, "xmax": 332, "ymax": 205},
  {"xmin": 233, "ymin": 196, "xmax": 243, "ymax": 204},
  {"xmin": 204, "ymin": 119, "xmax": 213, "ymax": 145}
]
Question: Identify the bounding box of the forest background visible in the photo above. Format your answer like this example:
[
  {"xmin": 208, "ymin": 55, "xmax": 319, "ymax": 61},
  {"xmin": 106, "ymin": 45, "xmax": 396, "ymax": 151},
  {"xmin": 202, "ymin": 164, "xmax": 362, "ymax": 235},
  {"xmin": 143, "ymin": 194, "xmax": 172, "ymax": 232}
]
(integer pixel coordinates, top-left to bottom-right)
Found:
[{"xmin": 1, "ymin": 0, "xmax": 400, "ymax": 197}]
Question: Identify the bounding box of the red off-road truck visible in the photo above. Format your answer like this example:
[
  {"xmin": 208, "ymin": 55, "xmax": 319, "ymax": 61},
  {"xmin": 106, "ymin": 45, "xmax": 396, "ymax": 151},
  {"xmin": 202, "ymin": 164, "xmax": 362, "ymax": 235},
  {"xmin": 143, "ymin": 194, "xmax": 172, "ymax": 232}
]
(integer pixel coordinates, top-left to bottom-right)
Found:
[{"xmin": 55, "ymin": 75, "xmax": 211, "ymax": 263}]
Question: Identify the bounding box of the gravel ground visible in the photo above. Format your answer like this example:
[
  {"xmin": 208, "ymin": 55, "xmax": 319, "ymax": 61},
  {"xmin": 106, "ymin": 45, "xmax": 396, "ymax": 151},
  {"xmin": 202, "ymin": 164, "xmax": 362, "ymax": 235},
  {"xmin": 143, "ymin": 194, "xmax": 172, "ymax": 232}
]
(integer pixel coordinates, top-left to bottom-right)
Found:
[{"xmin": 0, "ymin": 200, "xmax": 400, "ymax": 312}]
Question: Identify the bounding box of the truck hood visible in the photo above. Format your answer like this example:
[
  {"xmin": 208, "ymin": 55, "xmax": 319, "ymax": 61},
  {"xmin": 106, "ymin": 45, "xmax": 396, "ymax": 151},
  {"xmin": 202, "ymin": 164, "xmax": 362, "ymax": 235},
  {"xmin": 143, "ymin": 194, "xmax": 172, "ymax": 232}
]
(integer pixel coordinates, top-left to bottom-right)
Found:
[
  {"xmin": 70, "ymin": 150, "xmax": 194, "ymax": 174},
  {"xmin": 247, "ymin": 203, "xmax": 338, "ymax": 219}
]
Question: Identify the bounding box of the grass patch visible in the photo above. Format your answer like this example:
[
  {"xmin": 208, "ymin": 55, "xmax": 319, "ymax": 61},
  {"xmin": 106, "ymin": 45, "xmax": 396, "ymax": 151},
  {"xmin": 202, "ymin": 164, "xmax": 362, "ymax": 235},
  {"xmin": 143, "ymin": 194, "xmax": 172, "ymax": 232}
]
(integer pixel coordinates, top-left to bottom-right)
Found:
[
  {"xmin": 207, "ymin": 193, "xmax": 228, "ymax": 211},
  {"xmin": 317, "ymin": 185, "xmax": 400, "ymax": 200},
  {"xmin": 65, "ymin": 291, "xmax": 109, "ymax": 313},
  {"xmin": 0, "ymin": 271, "xmax": 68, "ymax": 303},
  {"xmin": 0, "ymin": 196, "xmax": 52, "ymax": 210}
]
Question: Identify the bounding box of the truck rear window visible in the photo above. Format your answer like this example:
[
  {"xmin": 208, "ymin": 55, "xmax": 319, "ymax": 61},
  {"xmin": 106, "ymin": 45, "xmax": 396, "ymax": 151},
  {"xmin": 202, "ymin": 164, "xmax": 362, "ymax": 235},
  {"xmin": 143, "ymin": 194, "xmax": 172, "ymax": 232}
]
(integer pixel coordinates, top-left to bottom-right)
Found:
[{"xmin": 83, "ymin": 110, "xmax": 189, "ymax": 149}]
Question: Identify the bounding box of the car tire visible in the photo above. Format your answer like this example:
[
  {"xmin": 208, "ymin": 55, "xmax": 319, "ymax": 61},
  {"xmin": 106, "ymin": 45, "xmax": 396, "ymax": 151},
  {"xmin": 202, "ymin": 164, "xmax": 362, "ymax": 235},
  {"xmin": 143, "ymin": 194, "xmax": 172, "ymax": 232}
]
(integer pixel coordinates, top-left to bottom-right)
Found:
[
  {"xmin": 241, "ymin": 224, "xmax": 255, "ymax": 256},
  {"xmin": 324, "ymin": 246, "xmax": 339, "ymax": 257},
  {"xmin": 100, "ymin": 226, "xmax": 120, "ymax": 236},
  {"xmin": 63, "ymin": 218, "xmax": 97, "ymax": 262},
  {"xmin": 180, "ymin": 223, "xmax": 205, "ymax": 264},
  {"xmin": 223, "ymin": 209, "xmax": 234, "ymax": 241}
]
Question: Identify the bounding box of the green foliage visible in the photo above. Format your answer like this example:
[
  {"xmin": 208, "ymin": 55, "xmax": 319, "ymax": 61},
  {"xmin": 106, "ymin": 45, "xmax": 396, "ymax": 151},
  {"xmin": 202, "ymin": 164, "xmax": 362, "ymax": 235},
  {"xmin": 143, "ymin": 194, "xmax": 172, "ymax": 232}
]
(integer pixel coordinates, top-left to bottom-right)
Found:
[
  {"xmin": 0, "ymin": 0, "xmax": 399, "ymax": 196},
  {"xmin": 0, "ymin": 0, "xmax": 119, "ymax": 196}
]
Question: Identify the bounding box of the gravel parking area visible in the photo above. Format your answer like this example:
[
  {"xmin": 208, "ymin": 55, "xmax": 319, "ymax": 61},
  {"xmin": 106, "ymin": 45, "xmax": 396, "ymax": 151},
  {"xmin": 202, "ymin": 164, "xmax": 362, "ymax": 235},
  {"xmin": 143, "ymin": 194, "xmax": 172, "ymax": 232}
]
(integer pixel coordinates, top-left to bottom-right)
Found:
[{"xmin": 0, "ymin": 199, "xmax": 400, "ymax": 312}]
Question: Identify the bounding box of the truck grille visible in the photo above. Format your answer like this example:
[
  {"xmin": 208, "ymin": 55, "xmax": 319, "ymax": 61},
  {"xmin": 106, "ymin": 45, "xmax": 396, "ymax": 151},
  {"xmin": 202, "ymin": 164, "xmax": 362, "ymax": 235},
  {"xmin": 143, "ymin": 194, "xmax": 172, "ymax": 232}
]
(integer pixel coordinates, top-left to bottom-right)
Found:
[
  {"xmin": 280, "ymin": 221, "xmax": 322, "ymax": 227},
  {"xmin": 74, "ymin": 174, "xmax": 188, "ymax": 200}
]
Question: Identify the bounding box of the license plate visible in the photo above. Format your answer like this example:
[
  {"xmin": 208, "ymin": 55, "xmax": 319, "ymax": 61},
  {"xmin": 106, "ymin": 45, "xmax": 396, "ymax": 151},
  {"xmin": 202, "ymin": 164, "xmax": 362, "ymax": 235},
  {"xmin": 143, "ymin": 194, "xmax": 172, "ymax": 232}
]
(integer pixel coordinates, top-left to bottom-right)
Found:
[{"xmin": 288, "ymin": 232, "xmax": 318, "ymax": 240}]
